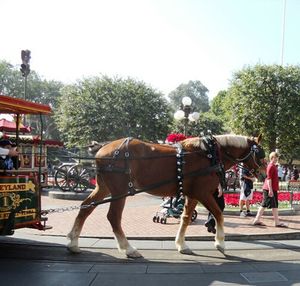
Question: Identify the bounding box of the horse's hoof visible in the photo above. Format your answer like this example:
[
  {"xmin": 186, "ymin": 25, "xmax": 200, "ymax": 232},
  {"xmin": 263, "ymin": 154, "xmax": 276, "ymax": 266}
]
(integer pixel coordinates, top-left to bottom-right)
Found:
[
  {"xmin": 126, "ymin": 250, "xmax": 143, "ymax": 258},
  {"xmin": 215, "ymin": 244, "xmax": 225, "ymax": 254},
  {"xmin": 179, "ymin": 248, "xmax": 194, "ymax": 255},
  {"xmin": 67, "ymin": 245, "xmax": 81, "ymax": 254}
]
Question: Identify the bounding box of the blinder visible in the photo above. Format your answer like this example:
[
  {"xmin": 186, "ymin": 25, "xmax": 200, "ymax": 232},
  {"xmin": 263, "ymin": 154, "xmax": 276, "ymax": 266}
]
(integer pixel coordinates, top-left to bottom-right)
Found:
[
  {"xmin": 247, "ymin": 143, "xmax": 266, "ymax": 175},
  {"xmin": 251, "ymin": 144, "xmax": 265, "ymax": 160}
]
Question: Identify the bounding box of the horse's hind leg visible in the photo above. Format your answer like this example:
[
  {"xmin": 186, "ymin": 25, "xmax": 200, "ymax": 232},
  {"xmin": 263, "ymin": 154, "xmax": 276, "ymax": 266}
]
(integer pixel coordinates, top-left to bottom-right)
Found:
[
  {"xmin": 107, "ymin": 198, "xmax": 142, "ymax": 258},
  {"xmin": 175, "ymin": 197, "xmax": 198, "ymax": 254},
  {"xmin": 67, "ymin": 183, "xmax": 109, "ymax": 253}
]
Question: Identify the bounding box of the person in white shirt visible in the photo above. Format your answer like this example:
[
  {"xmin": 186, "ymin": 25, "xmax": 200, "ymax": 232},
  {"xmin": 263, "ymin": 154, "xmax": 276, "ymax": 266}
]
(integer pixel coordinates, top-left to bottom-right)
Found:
[
  {"xmin": 277, "ymin": 164, "xmax": 283, "ymax": 181},
  {"xmin": 0, "ymin": 140, "xmax": 21, "ymax": 170},
  {"xmin": 0, "ymin": 147, "xmax": 18, "ymax": 157}
]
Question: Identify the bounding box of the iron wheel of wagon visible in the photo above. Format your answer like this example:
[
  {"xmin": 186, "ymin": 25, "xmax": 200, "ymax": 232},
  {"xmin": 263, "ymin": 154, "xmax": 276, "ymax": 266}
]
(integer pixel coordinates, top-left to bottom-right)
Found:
[
  {"xmin": 54, "ymin": 163, "xmax": 74, "ymax": 192},
  {"xmin": 67, "ymin": 164, "xmax": 91, "ymax": 193}
]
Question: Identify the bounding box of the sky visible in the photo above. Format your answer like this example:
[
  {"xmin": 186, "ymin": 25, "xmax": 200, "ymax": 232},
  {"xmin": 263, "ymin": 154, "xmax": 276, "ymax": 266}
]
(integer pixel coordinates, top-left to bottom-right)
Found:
[{"xmin": 1, "ymin": 0, "xmax": 299, "ymax": 100}]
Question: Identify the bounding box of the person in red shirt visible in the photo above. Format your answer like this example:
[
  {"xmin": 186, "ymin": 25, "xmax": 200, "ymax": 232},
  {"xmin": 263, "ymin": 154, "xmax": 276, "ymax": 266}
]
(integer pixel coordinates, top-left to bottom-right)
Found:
[{"xmin": 252, "ymin": 151, "xmax": 288, "ymax": 227}]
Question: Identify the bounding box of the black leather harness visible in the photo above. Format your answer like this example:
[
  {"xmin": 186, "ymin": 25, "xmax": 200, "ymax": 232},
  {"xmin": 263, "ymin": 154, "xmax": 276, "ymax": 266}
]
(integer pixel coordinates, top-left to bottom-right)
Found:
[{"xmin": 95, "ymin": 136, "xmax": 226, "ymax": 207}]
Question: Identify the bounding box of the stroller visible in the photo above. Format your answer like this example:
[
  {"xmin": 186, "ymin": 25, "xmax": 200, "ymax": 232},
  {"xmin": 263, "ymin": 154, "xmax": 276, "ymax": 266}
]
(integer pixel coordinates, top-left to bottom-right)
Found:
[{"xmin": 153, "ymin": 194, "xmax": 198, "ymax": 224}]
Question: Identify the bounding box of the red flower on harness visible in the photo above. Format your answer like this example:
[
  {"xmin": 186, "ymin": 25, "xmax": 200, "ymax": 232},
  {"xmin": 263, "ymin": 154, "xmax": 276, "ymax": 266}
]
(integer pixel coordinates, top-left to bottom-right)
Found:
[{"xmin": 166, "ymin": 133, "xmax": 187, "ymax": 144}]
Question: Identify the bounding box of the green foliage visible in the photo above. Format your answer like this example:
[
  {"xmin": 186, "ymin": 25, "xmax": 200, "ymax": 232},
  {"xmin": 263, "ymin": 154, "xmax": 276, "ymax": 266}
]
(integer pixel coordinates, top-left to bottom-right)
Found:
[
  {"xmin": 168, "ymin": 80, "xmax": 210, "ymax": 112},
  {"xmin": 0, "ymin": 60, "xmax": 63, "ymax": 139},
  {"xmin": 168, "ymin": 80, "xmax": 215, "ymax": 136},
  {"xmin": 210, "ymin": 90, "xmax": 231, "ymax": 131},
  {"xmin": 0, "ymin": 60, "xmax": 23, "ymax": 97},
  {"xmin": 171, "ymin": 112, "xmax": 225, "ymax": 137},
  {"xmin": 55, "ymin": 76, "xmax": 173, "ymax": 146},
  {"xmin": 193, "ymin": 112, "xmax": 225, "ymax": 136},
  {"xmin": 226, "ymin": 64, "xmax": 300, "ymax": 160}
]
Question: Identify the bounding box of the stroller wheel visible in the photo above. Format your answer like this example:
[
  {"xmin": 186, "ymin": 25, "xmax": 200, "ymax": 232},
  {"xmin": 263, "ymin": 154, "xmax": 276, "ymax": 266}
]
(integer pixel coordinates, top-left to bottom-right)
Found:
[
  {"xmin": 152, "ymin": 216, "xmax": 157, "ymax": 223},
  {"xmin": 191, "ymin": 210, "xmax": 198, "ymax": 222},
  {"xmin": 156, "ymin": 216, "xmax": 160, "ymax": 223},
  {"xmin": 160, "ymin": 217, "xmax": 167, "ymax": 224}
]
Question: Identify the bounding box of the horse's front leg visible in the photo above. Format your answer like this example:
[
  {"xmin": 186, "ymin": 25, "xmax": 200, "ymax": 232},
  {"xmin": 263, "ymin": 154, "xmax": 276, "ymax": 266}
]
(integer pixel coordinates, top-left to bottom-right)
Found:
[
  {"xmin": 214, "ymin": 212, "xmax": 225, "ymax": 253},
  {"xmin": 175, "ymin": 197, "xmax": 198, "ymax": 254},
  {"xmin": 107, "ymin": 198, "xmax": 142, "ymax": 258}
]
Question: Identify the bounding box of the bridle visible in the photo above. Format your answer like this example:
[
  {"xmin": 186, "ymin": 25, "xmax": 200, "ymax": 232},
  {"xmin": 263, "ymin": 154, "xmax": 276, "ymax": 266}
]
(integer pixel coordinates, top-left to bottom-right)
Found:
[{"xmin": 224, "ymin": 143, "xmax": 266, "ymax": 176}]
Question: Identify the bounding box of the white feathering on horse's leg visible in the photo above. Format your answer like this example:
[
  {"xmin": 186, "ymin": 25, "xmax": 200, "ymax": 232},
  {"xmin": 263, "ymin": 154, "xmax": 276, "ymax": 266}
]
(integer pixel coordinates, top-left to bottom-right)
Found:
[
  {"xmin": 175, "ymin": 214, "xmax": 193, "ymax": 254},
  {"xmin": 114, "ymin": 233, "xmax": 142, "ymax": 258},
  {"xmin": 214, "ymin": 222, "xmax": 225, "ymax": 254},
  {"xmin": 66, "ymin": 228, "xmax": 81, "ymax": 253}
]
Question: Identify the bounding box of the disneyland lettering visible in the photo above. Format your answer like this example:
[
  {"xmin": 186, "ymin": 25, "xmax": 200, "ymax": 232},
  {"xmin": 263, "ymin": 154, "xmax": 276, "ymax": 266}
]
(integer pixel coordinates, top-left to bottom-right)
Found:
[{"xmin": 0, "ymin": 184, "xmax": 26, "ymax": 191}]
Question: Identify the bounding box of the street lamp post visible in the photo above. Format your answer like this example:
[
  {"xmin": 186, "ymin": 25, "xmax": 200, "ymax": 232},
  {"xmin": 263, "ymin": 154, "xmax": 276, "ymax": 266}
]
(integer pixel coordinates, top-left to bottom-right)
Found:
[
  {"xmin": 20, "ymin": 50, "xmax": 31, "ymax": 126},
  {"xmin": 174, "ymin": 96, "xmax": 200, "ymax": 136},
  {"xmin": 20, "ymin": 50, "xmax": 31, "ymax": 99}
]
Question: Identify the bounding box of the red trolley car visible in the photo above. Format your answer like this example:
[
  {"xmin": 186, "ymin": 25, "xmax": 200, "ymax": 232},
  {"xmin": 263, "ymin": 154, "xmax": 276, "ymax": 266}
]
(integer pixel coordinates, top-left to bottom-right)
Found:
[{"xmin": 0, "ymin": 95, "xmax": 52, "ymax": 235}]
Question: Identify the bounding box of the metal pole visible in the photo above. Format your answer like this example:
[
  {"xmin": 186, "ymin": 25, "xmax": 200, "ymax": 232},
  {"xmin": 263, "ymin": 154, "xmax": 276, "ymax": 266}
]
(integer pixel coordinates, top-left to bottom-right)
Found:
[
  {"xmin": 183, "ymin": 105, "xmax": 191, "ymax": 136},
  {"xmin": 23, "ymin": 75, "xmax": 28, "ymax": 126},
  {"xmin": 15, "ymin": 114, "xmax": 20, "ymax": 170},
  {"xmin": 20, "ymin": 50, "xmax": 31, "ymax": 126},
  {"xmin": 280, "ymin": 0, "xmax": 287, "ymax": 65},
  {"xmin": 184, "ymin": 117, "xmax": 188, "ymax": 136}
]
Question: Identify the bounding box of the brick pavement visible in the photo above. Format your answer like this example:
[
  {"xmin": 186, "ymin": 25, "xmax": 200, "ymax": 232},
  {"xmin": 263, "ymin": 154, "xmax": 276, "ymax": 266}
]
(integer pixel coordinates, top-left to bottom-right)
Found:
[{"xmin": 13, "ymin": 191, "xmax": 300, "ymax": 241}]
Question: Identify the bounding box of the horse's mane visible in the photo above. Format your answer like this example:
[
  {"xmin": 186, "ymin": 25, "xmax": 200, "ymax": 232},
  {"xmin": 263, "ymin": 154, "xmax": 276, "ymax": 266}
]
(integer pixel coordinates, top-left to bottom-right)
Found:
[{"xmin": 182, "ymin": 134, "xmax": 249, "ymax": 150}]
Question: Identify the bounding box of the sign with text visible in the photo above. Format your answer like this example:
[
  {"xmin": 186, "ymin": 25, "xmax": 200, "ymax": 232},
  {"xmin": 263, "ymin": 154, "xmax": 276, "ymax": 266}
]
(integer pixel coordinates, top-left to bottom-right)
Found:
[{"xmin": 0, "ymin": 176, "xmax": 40, "ymax": 229}]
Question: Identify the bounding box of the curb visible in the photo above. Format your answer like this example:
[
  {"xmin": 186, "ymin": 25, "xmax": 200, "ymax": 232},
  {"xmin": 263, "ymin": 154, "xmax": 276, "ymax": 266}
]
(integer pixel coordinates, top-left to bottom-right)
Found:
[
  {"xmin": 44, "ymin": 188, "xmax": 92, "ymax": 200},
  {"xmin": 36, "ymin": 231, "xmax": 300, "ymax": 241}
]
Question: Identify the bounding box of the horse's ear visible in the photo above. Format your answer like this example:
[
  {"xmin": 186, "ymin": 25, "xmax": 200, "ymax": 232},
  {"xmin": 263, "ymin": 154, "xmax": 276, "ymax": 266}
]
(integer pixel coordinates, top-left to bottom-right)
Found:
[{"xmin": 256, "ymin": 134, "xmax": 262, "ymax": 144}]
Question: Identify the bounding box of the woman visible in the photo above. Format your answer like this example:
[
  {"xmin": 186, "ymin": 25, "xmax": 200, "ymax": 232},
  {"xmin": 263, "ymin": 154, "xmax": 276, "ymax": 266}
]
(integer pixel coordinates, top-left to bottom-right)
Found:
[
  {"xmin": 0, "ymin": 140, "xmax": 22, "ymax": 170},
  {"xmin": 253, "ymin": 151, "xmax": 287, "ymax": 227}
]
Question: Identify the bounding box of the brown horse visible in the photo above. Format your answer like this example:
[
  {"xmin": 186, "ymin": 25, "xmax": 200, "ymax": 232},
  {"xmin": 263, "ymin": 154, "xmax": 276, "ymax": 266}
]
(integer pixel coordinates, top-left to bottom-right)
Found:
[{"xmin": 67, "ymin": 134, "xmax": 265, "ymax": 257}]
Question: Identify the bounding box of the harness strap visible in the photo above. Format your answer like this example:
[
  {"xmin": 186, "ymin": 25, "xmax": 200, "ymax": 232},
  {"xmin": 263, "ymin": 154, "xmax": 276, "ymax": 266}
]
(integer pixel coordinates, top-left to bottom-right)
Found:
[
  {"xmin": 89, "ymin": 163, "xmax": 222, "ymax": 208},
  {"xmin": 97, "ymin": 137, "xmax": 135, "ymax": 194},
  {"xmin": 174, "ymin": 143, "xmax": 184, "ymax": 207},
  {"xmin": 95, "ymin": 135, "xmax": 225, "ymax": 206},
  {"xmin": 202, "ymin": 135, "xmax": 227, "ymax": 190}
]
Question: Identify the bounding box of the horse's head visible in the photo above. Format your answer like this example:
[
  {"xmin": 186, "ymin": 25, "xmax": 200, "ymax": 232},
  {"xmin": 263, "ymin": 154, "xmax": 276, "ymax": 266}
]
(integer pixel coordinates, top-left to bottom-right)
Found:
[
  {"xmin": 215, "ymin": 134, "xmax": 266, "ymax": 177},
  {"xmin": 245, "ymin": 134, "xmax": 266, "ymax": 177}
]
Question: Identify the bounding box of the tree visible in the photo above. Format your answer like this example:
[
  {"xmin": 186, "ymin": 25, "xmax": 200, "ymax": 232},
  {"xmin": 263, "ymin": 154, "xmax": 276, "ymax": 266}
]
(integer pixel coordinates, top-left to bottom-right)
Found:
[
  {"xmin": 0, "ymin": 60, "xmax": 23, "ymax": 97},
  {"xmin": 55, "ymin": 76, "xmax": 173, "ymax": 146},
  {"xmin": 210, "ymin": 90, "xmax": 231, "ymax": 132},
  {"xmin": 0, "ymin": 60, "xmax": 63, "ymax": 139},
  {"xmin": 168, "ymin": 80, "xmax": 211, "ymax": 136},
  {"xmin": 226, "ymin": 64, "xmax": 300, "ymax": 159},
  {"xmin": 170, "ymin": 111, "xmax": 225, "ymax": 137},
  {"xmin": 168, "ymin": 80, "xmax": 210, "ymax": 113}
]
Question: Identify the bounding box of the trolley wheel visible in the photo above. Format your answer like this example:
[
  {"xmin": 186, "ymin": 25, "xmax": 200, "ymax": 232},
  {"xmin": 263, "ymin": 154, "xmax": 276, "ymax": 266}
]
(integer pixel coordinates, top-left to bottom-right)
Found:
[
  {"xmin": 156, "ymin": 216, "xmax": 160, "ymax": 223},
  {"xmin": 153, "ymin": 216, "xmax": 157, "ymax": 223},
  {"xmin": 191, "ymin": 210, "xmax": 198, "ymax": 222},
  {"xmin": 54, "ymin": 164, "xmax": 72, "ymax": 191},
  {"xmin": 161, "ymin": 218, "xmax": 167, "ymax": 224}
]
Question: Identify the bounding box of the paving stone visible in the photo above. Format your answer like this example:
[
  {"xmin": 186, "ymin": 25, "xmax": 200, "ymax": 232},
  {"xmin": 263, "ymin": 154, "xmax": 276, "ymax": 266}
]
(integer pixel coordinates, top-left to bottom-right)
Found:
[{"xmin": 241, "ymin": 271, "xmax": 288, "ymax": 283}]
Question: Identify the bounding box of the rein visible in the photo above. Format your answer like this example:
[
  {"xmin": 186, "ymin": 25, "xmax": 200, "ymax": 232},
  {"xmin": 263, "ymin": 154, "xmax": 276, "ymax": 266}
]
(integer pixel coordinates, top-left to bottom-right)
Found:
[
  {"xmin": 95, "ymin": 136, "xmax": 225, "ymax": 207},
  {"xmin": 223, "ymin": 147, "xmax": 264, "ymax": 176},
  {"xmin": 91, "ymin": 136, "xmax": 265, "ymax": 207}
]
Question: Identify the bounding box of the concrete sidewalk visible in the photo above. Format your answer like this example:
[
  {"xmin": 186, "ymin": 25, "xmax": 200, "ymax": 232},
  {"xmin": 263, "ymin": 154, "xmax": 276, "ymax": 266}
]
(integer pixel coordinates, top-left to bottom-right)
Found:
[{"xmin": 1, "ymin": 190, "xmax": 300, "ymax": 286}]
